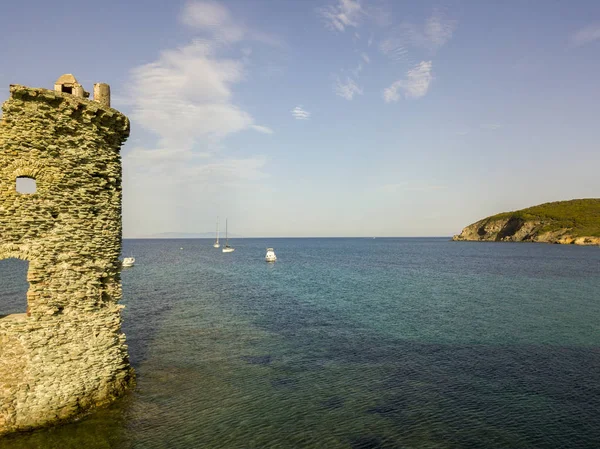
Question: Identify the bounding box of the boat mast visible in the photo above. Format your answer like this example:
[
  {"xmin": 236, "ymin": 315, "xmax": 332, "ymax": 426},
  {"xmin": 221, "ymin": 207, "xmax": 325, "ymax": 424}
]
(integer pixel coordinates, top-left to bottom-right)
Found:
[
  {"xmin": 216, "ymin": 217, "xmax": 219, "ymax": 244},
  {"xmin": 225, "ymin": 218, "xmax": 228, "ymax": 246}
]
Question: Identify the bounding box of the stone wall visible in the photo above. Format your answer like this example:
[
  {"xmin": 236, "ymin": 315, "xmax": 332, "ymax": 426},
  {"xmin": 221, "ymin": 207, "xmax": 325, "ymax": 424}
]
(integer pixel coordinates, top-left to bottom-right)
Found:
[{"xmin": 0, "ymin": 81, "xmax": 133, "ymax": 435}]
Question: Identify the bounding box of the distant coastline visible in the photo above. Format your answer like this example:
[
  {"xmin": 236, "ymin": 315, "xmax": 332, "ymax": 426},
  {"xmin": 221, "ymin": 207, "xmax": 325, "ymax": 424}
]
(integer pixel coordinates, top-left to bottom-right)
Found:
[{"xmin": 139, "ymin": 232, "xmax": 234, "ymax": 239}]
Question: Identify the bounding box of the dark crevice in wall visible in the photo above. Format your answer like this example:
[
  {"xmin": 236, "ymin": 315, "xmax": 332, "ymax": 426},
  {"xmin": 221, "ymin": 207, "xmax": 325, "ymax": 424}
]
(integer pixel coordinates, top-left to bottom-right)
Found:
[{"xmin": 70, "ymin": 105, "xmax": 84, "ymax": 120}]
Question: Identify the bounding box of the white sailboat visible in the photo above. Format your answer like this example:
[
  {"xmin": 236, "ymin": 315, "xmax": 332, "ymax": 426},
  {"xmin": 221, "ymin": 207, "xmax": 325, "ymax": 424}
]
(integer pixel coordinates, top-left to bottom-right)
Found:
[
  {"xmin": 265, "ymin": 248, "xmax": 276, "ymax": 262},
  {"xmin": 222, "ymin": 218, "xmax": 235, "ymax": 253},
  {"xmin": 213, "ymin": 217, "xmax": 220, "ymax": 248}
]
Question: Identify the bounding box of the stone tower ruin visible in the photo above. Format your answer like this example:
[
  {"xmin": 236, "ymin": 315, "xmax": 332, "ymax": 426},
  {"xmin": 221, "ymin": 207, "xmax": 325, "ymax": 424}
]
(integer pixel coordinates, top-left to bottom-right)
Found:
[{"xmin": 0, "ymin": 74, "xmax": 133, "ymax": 435}]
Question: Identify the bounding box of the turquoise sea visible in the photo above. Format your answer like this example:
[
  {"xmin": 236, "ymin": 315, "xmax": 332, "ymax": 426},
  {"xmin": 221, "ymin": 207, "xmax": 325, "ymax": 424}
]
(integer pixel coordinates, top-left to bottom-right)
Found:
[{"xmin": 1, "ymin": 238, "xmax": 599, "ymax": 448}]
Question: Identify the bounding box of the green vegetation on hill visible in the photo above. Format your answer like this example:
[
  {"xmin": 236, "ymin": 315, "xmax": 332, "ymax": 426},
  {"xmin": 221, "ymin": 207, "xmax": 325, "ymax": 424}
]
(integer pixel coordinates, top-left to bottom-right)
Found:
[{"xmin": 488, "ymin": 199, "xmax": 600, "ymax": 237}]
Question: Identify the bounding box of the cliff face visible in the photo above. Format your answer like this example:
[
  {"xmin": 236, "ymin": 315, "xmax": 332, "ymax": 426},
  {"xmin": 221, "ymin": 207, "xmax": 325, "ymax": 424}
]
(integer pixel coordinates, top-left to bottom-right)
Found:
[{"xmin": 453, "ymin": 199, "xmax": 600, "ymax": 246}]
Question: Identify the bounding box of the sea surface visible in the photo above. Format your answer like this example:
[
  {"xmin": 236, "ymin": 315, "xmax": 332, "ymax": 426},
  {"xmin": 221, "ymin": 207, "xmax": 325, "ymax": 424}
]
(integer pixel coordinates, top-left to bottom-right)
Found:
[{"xmin": 1, "ymin": 238, "xmax": 599, "ymax": 448}]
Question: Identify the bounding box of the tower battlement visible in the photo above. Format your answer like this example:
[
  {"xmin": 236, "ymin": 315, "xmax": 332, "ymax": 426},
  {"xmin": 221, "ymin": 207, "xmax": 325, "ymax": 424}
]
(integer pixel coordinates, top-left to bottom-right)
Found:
[{"xmin": 51, "ymin": 73, "xmax": 112, "ymax": 109}]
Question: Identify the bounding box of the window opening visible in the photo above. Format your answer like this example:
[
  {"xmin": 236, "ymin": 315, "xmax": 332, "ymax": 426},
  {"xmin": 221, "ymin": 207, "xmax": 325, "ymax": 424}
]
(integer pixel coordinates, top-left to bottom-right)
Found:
[
  {"xmin": 16, "ymin": 177, "xmax": 36, "ymax": 194},
  {"xmin": 0, "ymin": 258, "xmax": 30, "ymax": 318}
]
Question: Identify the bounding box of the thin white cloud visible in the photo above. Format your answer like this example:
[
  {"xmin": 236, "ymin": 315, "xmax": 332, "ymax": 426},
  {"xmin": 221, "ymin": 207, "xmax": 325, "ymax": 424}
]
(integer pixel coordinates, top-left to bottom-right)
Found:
[
  {"xmin": 422, "ymin": 10, "xmax": 457, "ymax": 50},
  {"xmin": 480, "ymin": 123, "xmax": 503, "ymax": 130},
  {"xmin": 334, "ymin": 77, "xmax": 363, "ymax": 100},
  {"xmin": 383, "ymin": 61, "xmax": 433, "ymax": 102},
  {"xmin": 291, "ymin": 106, "xmax": 311, "ymax": 120},
  {"xmin": 130, "ymin": 42, "xmax": 253, "ymax": 145},
  {"xmin": 380, "ymin": 9, "xmax": 456, "ymax": 61},
  {"xmin": 181, "ymin": 1, "xmax": 231, "ymax": 30},
  {"xmin": 180, "ymin": 1, "xmax": 282, "ymax": 47},
  {"xmin": 570, "ymin": 23, "xmax": 600, "ymax": 47},
  {"xmin": 180, "ymin": 1, "xmax": 244, "ymax": 43},
  {"xmin": 379, "ymin": 38, "xmax": 411, "ymax": 63},
  {"xmin": 361, "ymin": 52, "xmax": 370, "ymax": 63},
  {"xmin": 125, "ymin": 143, "xmax": 267, "ymax": 182},
  {"xmin": 318, "ymin": 0, "xmax": 364, "ymax": 32},
  {"xmin": 251, "ymin": 125, "xmax": 274, "ymax": 134}
]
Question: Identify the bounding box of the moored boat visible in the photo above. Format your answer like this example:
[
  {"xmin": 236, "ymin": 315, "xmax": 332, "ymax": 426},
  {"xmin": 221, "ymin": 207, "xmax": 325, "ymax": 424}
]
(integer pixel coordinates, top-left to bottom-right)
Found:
[
  {"xmin": 122, "ymin": 257, "xmax": 135, "ymax": 267},
  {"xmin": 265, "ymin": 248, "xmax": 276, "ymax": 262},
  {"xmin": 213, "ymin": 217, "xmax": 220, "ymax": 248},
  {"xmin": 222, "ymin": 218, "xmax": 235, "ymax": 253}
]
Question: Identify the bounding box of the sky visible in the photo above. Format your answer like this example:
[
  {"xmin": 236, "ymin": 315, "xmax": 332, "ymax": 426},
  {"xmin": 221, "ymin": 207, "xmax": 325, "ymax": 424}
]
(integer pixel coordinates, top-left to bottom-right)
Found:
[{"xmin": 1, "ymin": 0, "xmax": 599, "ymax": 237}]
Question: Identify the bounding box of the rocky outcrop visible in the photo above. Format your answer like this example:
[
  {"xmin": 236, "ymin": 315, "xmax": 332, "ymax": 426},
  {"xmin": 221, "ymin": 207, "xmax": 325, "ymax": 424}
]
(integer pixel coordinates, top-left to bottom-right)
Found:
[{"xmin": 453, "ymin": 216, "xmax": 600, "ymax": 245}]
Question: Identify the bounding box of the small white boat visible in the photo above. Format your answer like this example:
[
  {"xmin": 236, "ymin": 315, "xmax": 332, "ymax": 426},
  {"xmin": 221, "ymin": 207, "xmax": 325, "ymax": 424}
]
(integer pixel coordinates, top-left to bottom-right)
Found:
[
  {"xmin": 213, "ymin": 216, "xmax": 220, "ymax": 248},
  {"xmin": 265, "ymin": 248, "xmax": 276, "ymax": 262},
  {"xmin": 222, "ymin": 218, "xmax": 235, "ymax": 253},
  {"xmin": 122, "ymin": 257, "xmax": 135, "ymax": 267}
]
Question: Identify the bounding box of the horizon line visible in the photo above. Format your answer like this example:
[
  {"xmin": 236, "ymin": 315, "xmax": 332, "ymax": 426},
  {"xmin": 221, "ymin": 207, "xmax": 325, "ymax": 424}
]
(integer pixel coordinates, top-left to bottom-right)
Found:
[{"xmin": 122, "ymin": 236, "xmax": 453, "ymax": 239}]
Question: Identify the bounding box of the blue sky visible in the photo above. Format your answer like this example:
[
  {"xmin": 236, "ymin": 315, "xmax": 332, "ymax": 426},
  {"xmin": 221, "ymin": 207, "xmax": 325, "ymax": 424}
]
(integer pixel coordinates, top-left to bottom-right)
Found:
[{"xmin": 1, "ymin": 0, "xmax": 599, "ymax": 237}]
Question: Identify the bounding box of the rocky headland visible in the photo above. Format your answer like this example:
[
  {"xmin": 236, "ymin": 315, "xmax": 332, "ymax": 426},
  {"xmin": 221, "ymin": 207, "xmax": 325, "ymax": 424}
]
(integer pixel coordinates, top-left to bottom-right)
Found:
[{"xmin": 453, "ymin": 199, "xmax": 600, "ymax": 245}]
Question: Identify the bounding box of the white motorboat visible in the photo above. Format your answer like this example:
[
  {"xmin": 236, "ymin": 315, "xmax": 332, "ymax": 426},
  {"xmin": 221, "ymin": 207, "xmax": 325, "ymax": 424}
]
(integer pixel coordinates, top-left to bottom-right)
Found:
[
  {"xmin": 265, "ymin": 248, "xmax": 277, "ymax": 262},
  {"xmin": 222, "ymin": 218, "xmax": 235, "ymax": 253},
  {"xmin": 213, "ymin": 217, "xmax": 220, "ymax": 248},
  {"xmin": 122, "ymin": 257, "xmax": 135, "ymax": 267}
]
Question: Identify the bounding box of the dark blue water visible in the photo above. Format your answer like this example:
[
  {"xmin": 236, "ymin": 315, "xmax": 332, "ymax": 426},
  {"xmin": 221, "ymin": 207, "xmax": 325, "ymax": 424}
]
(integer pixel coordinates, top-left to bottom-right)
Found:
[{"xmin": 1, "ymin": 238, "xmax": 599, "ymax": 448}]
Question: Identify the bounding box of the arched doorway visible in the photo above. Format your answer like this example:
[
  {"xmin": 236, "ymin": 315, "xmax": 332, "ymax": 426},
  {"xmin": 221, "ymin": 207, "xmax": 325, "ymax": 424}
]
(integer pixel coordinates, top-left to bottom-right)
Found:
[{"xmin": 0, "ymin": 258, "xmax": 30, "ymax": 318}]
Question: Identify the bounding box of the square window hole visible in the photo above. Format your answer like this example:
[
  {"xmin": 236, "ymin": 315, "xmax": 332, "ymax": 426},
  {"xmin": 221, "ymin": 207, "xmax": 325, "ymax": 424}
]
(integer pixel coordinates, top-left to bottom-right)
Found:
[{"xmin": 16, "ymin": 177, "xmax": 36, "ymax": 194}]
